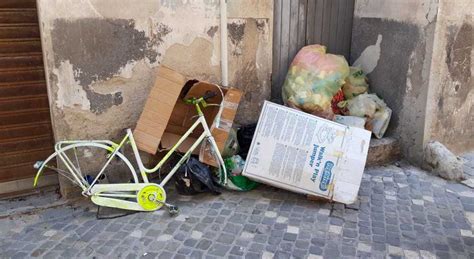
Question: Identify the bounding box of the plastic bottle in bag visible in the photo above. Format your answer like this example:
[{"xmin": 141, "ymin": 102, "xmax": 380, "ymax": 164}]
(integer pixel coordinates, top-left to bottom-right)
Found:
[{"xmin": 342, "ymin": 67, "xmax": 369, "ymax": 99}]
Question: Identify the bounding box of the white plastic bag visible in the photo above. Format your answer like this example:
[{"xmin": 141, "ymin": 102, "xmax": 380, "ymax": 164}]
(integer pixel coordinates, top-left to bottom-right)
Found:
[{"xmin": 344, "ymin": 93, "xmax": 391, "ymax": 138}]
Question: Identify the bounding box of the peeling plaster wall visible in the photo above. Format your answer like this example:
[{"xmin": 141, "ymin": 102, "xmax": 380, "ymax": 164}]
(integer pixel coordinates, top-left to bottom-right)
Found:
[
  {"xmin": 425, "ymin": 0, "xmax": 473, "ymax": 154},
  {"xmin": 351, "ymin": 0, "xmax": 439, "ymax": 164},
  {"xmin": 352, "ymin": 0, "xmax": 473, "ymax": 163},
  {"xmin": 38, "ymin": 0, "xmax": 272, "ymax": 139},
  {"xmin": 37, "ymin": 0, "xmax": 272, "ymax": 195}
]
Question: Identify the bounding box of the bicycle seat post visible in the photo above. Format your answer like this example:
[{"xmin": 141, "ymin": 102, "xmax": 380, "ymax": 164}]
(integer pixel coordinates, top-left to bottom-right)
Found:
[{"xmin": 195, "ymin": 101, "xmax": 204, "ymax": 117}]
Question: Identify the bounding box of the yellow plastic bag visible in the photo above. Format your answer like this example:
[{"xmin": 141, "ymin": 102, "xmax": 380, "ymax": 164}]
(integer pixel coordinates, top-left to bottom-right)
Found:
[{"xmin": 282, "ymin": 45, "xmax": 349, "ymax": 118}]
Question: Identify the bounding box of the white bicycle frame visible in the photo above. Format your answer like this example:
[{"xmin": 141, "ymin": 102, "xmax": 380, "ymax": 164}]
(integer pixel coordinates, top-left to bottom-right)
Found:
[{"xmin": 34, "ymin": 111, "xmax": 227, "ymax": 211}]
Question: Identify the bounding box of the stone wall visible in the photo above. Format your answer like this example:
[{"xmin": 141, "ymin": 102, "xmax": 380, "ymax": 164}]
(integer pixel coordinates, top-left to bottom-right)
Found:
[
  {"xmin": 37, "ymin": 0, "xmax": 272, "ymax": 195},
  {"xmin": 351, "ymin": 0, "xmax": 439, "ymax": 164},
  {"xmin": 351, "ymin": 0, "xmax": 472, "ymax": 164},
  {"xmin": 38, "ymin": 0, "xmax": 272, "ymax": 140},
  {"xmin": 425, "ymin": 0, "xmax": 473, "ymax": 154}
]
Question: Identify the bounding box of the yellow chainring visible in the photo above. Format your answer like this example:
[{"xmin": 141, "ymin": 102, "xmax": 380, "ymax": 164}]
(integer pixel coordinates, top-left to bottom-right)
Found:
[{"xmin": 136, "ymin": 184, "xmax": 166, "ymax": 211}]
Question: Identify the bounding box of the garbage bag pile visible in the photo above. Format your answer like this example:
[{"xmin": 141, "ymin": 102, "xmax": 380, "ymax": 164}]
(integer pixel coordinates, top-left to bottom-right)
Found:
[
  {"xmin": 282, "ymin": 44, "xmax": 391, "ymax": 138},
  {"xmin": 282, "ymin": 45, "xmax": 349, "ymax": 119},
  {"xmin": 175, "ymin": 125, "xmax": 259, "ymax": 194}
]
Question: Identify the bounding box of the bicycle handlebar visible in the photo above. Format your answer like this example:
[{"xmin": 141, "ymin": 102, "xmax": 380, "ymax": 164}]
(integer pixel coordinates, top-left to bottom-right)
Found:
[
  {"xmin": 202, "ymin": 90, "xmax": 217, "ymax": 101},
  {"xmin": 184, "ymin": 90, "xmax": 217, "ymax": 105}
]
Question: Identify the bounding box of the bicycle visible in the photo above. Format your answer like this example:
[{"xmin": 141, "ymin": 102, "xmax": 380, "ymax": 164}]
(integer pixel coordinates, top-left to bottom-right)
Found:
[{"xmin": 33, "ymin": 89, "xmax": 227, "ymax": 215}]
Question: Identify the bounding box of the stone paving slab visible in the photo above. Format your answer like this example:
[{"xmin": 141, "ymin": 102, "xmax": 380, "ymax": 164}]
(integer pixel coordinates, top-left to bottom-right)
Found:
[{"xmin": 0, "ymin": 163, "xmax": 473, "ymax": 258}]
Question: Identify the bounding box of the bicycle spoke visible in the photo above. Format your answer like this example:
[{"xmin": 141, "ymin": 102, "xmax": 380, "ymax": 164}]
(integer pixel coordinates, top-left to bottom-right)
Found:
[
  {"xmin": 57, "ymin": 151, "xmax": 89, "ymax": 188},
  {"xmin": 73, "ymin": 147, "xmax": 83, "ymax": 178},
  {"xmin": 44, "ymin": 165, "xmax": 82, "ymax": 188}
]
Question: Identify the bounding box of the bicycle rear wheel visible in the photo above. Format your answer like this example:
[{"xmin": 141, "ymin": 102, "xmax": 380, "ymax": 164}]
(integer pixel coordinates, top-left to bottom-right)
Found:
[{"xmin": 34, "ymin": 142, "xmax": 139, "ymax": 191}]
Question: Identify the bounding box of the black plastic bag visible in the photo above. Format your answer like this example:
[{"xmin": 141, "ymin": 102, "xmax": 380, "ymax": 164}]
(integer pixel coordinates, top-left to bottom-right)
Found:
[
  {"xmin": 237, "ymin": 124, "xmax": 257, "ymax": 160},
  {"xmin": 175, "ymin": 157, "xmax": 221, "ymax": 195}
]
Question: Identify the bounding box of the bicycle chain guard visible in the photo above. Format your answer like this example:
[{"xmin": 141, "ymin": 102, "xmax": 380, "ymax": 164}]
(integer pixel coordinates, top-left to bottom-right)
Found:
[{"xmin": 90, "ymin": 183, "xmax": 167, "ymax": 212}]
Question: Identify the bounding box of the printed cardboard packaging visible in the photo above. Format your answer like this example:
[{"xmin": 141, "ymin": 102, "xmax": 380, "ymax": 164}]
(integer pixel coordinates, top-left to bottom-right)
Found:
[{"xmin": 242, "ymin": 101, "xmax": 371, "ymax": 204}]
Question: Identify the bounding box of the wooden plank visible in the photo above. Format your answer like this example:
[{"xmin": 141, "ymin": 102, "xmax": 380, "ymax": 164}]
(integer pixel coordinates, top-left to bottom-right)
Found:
[
  {"xmin": 0, "ymin": 81, "xmax": 47, "ymax": 97},
  {"xmin": 297, "ymin": 0, "xmax": 307, "ymax": 50},
  {"xmin": 0, "ymin": 164, "xmax": 50, "ymax": 183},
  {"xmin": 0, "ymin": 148, "xmax": 53, "ymax": 169},
  {"xmin": 0, "ymin": 122, "xmax": 52, "ymax": 141},
  {"xmin": 343, "ymin": 0, "xmax": 355, "ymax": 61},
  {"xmin": 0, "ymin": 68, "xmax": 45, "ymax": 83},
  {"xmin": 0, "ymin": 25, "xmax": 40, "ymax": 39},
  {"xmin": 305, "ymin": 0, "xmax": 316, "ymax": 44},
  {"xmin": 0, "ymin": 10, "xmax": 38, "ymax": 24},
  {"xmin": 0, "ymin": 135, "xmax": 53, "ymax": 153},
  {"xmin": 0, "ymin": 109, "xmax": 51, "ymax": 126},
  {"xmin": 0, "ymin": 39, "xmax": 42, "ymax": 54},
  {"xmin": 271, "ymin": 0, "xmax": 282, "ymax": 101},
  {"xmin": 288, "ymin": 0, "xmax": 300, "ymax": 63},
  {"xmin": 313, "ymin": 0, "xmax": 325, "ymax": 44},
  {"xmin": 0, "ymin": 53, "xmax": 43, "ymax": 70},
  {"xmin": 328, "ymin": 0, "xmax": 340, "ymax": 53},
  {"xmin": 335, "ymin": 0, "xmax": 347, "ymax": 55},
  {"xmin": 0, "ymin": 95, "xmax": 49, "ymax": 112},
  {"xmin": 278, "ymin": 0, "xmax": 291, "ymax": 98},
  {"xmin": 0, "ymin": 157, "xmax": 53, "ymax": 182},
  {"xmin": 0, "ymin": 0, "xmax": 36, "ymax": 9},
  {"xmin": 321, "ymin": 0, "xmax": 332, "ymax": 46}
]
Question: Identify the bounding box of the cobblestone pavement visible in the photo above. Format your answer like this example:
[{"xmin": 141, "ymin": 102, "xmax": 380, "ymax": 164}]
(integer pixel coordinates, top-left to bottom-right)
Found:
[
  {"xmin": 461, "ymin": 152, "xmax": 474, "ymax": 187},
  {"xmin": 1, "ymin": 163, "xmax": 473, "ymax": 259}
]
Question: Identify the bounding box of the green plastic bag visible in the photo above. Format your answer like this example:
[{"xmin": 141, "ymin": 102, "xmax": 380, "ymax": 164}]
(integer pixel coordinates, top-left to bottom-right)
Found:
[
  {"xmin": 218, "ymin": 155, "xmax": 258, "ymax": 191},
  {"xmin": 342, "ymin": 67, "xmax": 369, "ymax": 99}
]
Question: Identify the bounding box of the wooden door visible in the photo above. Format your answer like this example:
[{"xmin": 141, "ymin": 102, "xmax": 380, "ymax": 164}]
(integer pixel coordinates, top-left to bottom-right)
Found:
[
  {"xmin": 272, "ymin": 0, "xmax": 355, "ymax": 102},
  {"xmin": 0, "ymin": 0, "xmax": 56, "ymax": 193}
]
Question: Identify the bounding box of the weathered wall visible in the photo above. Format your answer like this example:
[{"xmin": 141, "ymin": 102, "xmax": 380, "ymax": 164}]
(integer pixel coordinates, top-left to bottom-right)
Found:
[
  {"xmin": 38, "ymin": 0, "xmax": 272, "ymax": 141},
  {"xmin": 351, "ymin": 0, "xmax": 439, "ymax": 164},
  {"xmin": 352, "ymin": 0, "xmax": 473, "ymax": 163},
  {"xmin": 425, "ymin": 0, "xmax": 473, "ymax": 154},
  {"xmin": 37, "ymin": 0, "xmax": 272, "ymax": 195}
]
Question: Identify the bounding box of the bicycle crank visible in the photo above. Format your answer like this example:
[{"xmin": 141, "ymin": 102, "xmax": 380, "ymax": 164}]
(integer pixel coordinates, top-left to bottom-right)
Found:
[
  {"xmin": 90, "ymin": 183, "xmax": 177, "ymax": 214},
  {"xmin": 137, "ymin": 185, "xmax": 179, "ymax": 215}
]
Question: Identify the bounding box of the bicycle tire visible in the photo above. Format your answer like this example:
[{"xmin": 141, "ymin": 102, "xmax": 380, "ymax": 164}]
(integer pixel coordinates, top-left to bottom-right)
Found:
[{"xmin": 34, "ymin": 142, "xmax": 139, "ymax": 190}]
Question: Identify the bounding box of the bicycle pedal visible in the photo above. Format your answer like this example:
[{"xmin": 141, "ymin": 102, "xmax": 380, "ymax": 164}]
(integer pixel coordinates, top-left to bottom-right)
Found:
[{"xmin": 168, "ymin": 205, "xmax": 179, "ymax": 216}]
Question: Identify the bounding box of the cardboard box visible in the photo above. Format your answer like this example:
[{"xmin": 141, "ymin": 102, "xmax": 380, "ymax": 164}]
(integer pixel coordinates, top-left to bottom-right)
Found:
[
  {"xmin": 242, "ymin": 101, "xmax": 371, "ymax": 204},
  {"xmin": 134, "ymin": 66, "xmax": 242, "ymax": 167}
]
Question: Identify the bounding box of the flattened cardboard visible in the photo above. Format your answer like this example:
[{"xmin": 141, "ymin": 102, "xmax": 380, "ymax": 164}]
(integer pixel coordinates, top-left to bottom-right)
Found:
[
  {"xmin": 134, "ymin": 66, "xmax": 186, "ymax": 154},
  {"xmin": 199, "ymin": 88, "xmax": 242, "ymax": 167},
  {"xmin": 160, "ymin": 81, "xmax": 225, "ymax": 153},
  {"xmin": 242, "ymin": 101, "xmax": 371, "ymax": 204},
  {"xmin": 134, "ymin": 66, "xmax": 241, "ymax": 167}
]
